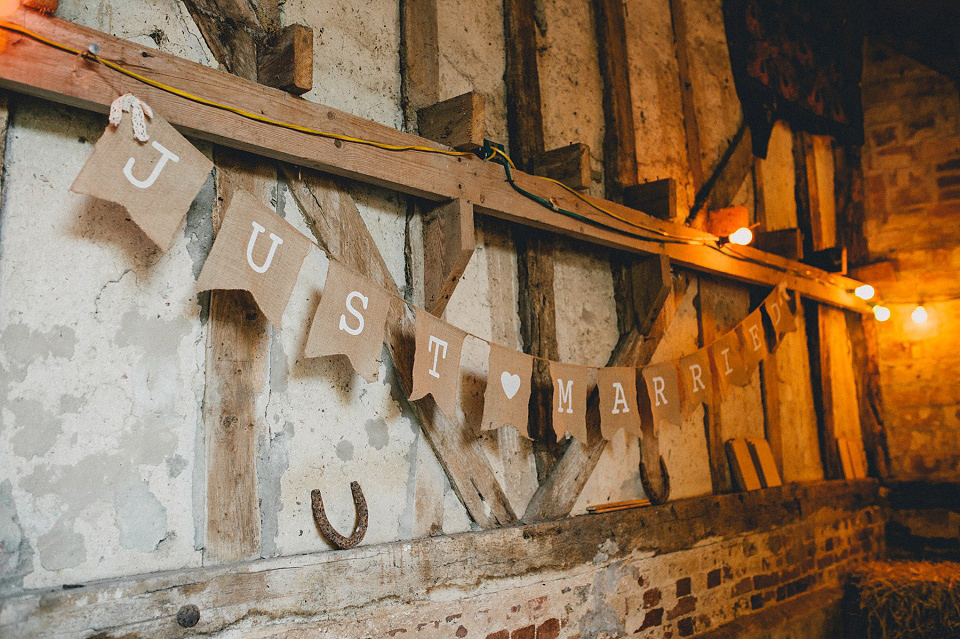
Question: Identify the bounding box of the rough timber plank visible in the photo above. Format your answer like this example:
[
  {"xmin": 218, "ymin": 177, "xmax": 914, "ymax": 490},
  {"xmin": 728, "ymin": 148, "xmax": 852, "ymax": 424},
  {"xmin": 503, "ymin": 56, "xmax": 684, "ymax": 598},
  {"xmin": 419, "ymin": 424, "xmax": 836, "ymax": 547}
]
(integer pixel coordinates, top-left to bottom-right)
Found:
[
  {"xmin": 181, "ymin": 0, "xmax": 277, "ymax": 81},
  {"xmin": 0, "ymin": 10, "xmax": 871, "ymax": 311},
  {"xmin": 533, "ymin": 142, "xmax": 592, "ymax": 191},
  {"xmin": 422, "ymin": 198, "xmax": 475, "ymax": 315},
  {"xmin": 279, "ymin": 165, "xmax": 516, "ymax": 528},
  {"xmin": 669, "ymin": 0, "xmax": 705, "ymax": 193},
  {"xmin": 401, "ymin": 0, "xmax": 440, "ymax": 118},
  {"xmin": 257, "ymin": 23, "xmax": 313, "ymax": 95},
  {"xmin": 0, "ymin": 480, "xmax": 878, "ymax": 638},
  {"xmin": 522, "ymin": 274, "xmax": 687, "ymax": 523},
  {"xmin": 503, "ymin": 0, "xmax": 544, "ymax": 172},
  {"xmin": 203, "ymin": 152, "xmax": 273, "ymax": 564},
  {"xmin": 417, "ymin": 92, "xmax": 484, "ymax": 151},
  {"xmin": 594, "ymin": 0, "xmax": 638, "ymax": 202},
  {"xmin": 697, "ymin": 276, "xmax": 731, "ymax": 493}
]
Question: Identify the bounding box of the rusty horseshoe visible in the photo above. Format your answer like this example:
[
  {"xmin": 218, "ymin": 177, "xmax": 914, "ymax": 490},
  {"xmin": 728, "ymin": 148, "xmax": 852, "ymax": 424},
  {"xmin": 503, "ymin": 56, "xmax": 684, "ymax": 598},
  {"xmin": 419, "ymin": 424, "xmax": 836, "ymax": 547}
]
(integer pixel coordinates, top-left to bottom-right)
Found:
[
  {"xmin": 311, "ymin": 481, "xmax": 368, "ymax": 549},
  {"xmin": 639, "ymin": 454, "xmax": 670, "ymax": 505}
]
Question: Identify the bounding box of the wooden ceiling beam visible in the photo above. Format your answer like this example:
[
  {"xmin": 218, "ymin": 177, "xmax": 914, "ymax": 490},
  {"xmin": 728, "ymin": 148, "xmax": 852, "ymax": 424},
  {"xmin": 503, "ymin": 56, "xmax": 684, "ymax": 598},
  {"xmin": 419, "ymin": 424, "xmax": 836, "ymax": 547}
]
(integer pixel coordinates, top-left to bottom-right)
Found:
[{"xmin": 0, "ymin": 11, "xmax": 870, "ymax": 312}]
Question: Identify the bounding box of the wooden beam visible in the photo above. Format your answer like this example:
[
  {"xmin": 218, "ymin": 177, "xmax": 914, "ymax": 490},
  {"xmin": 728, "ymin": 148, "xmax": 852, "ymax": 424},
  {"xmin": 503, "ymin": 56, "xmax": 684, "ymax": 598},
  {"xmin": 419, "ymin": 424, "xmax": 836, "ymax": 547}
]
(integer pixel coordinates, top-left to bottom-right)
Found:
[
  {"xmin": 523, "ymin": 272, "xmax": 685, "ymax": 522},
  {"xmin": 203, "ymin": 152, "xmax": 273, "ymax": 564},
  {"xmin": 612, "ymin": 253, "xmax": 672, "ymax": 336},
  {"xmin": 805, "ymin": 302, "xmax": 842, "ymax": 480},
  {"xmin": 847, "ymin": 313, "xmax": 892, "ymax": 479},
  {"xmin": 257, "ymin": 24, "xmax": 313, "ymax": 96},
  {"xmin": 754, "ymin": 228, "xmax": 803, "ymax": 261},
  {"xmin": 421, "ymin": 198, "xmax": 475, "ymax": 315},
  {"xmin": 594, "ymin": 0, "xmax": 638, "ymax": 201},
  {"xmin": 503, "ymin": 0, "xmax": 544, "ymax": 172},
  {"xmin": 181, "ymin": 0, "xmax": 277, "ymax": 81},
  {"xmin": 0, "ymin": 91, "xmax": 8, "ymax": 206},
  {"xmin": 0, "ymin": 11, "xmax": 872, "ymax": 311},
  {"xmin": 416, "ymin": 92, "xmax": 485, "ymax": 151},
  {"xmin": 279, "ymin": 165, "xmax": 516, "ymax": 528},
  {"xmin": 689, "ymin": 122, "xmax": 753, "ymax": 222},
  {"xmin": 533, "ymin": 142, "xmax": 592, "ymax": 191},
  {"xmin": 623, "ymin": 178, "xmax": 678, "ymax": 221},
  {"xmin": 401, "ymin": 0, "xmax": 440, "ymax": 117},
  {"xmin": 0, "ymin": 480, "xmax": 878, "ymax": 638},
  {"xmin": 669, "ymin": 0, "xmax": 705, "ymax": 193},
  {"xmin": 697, "ymin": 276, "xmax": 731, "ymax": 493}
]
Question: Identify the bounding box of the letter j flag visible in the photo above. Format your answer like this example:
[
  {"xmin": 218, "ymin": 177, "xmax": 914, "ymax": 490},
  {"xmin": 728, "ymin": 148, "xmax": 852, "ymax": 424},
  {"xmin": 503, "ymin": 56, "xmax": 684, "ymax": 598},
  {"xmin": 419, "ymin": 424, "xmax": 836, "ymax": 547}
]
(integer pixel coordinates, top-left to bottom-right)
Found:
[
  {"xmin": 409, "ymin": 309, "xmax": 466, "ymax": 417},
  {"xmin": 196, "ymin": 188, "xmax": 312, "ymax": 327}
]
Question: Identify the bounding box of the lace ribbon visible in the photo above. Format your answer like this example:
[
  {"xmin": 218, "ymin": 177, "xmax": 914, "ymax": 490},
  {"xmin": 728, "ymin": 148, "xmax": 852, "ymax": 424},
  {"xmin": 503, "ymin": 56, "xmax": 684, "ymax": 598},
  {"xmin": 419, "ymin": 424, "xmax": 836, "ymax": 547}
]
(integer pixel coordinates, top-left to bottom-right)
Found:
[{"xmin": 108, "ymin": 93, "xmax": 154, "ymax": 142}]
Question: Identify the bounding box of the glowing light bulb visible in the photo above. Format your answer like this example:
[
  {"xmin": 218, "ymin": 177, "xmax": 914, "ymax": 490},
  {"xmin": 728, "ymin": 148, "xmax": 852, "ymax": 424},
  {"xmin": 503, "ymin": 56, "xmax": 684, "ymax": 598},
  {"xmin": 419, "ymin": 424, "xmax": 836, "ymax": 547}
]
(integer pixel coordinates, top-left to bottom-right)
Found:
[
  {"xmin": 0, "ymin": 0, "xmax": 20, "ymax": 18},
  {"xmin": 854, "ymin": 284, "xmax": 875, "ymax": 301},
  {"xmin": 873, "ymin": 305, "xmax": 891, "ymax": 322},
  {"xmin": 911, "ymin": 305, "xmax": 928, "ymax": 324},
  {"xmin": 728, "ymin": 227, "xmax": 753, "ymax": 246}
]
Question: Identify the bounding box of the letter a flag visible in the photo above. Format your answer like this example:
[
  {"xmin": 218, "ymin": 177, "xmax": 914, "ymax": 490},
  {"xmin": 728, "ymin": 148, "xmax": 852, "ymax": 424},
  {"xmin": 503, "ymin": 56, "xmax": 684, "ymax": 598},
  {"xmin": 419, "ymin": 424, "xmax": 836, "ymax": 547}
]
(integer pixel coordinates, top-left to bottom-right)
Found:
[
  {"xmin": 71, "ymin": 107, "xmax": 213, "ymax": 251},
  {"xmin": 640, "ymin": 362, "xmax": 681, "ymax": 436},
  {"xmin": 481, "ymin": 344, "xmax": 533, "ymax": 437},
  {"xmin": 737, "ymin": 308, "xmax": 769, "ymax": 376},
  {"xmin": 598, "ymin": 367, "xmax": 641, "ymax": 439},
  {"xmin": 304, "ymin": 260, "xmax": 392, "ymax": 383},
  {"xmin": 549, "ymin": 361, "xmax": 590, "ymax": 444},
  {"xmin": 709, "ymin": 330, "xmax": 748, "ymax": 394},
  {"xmin": 196, "ymin": 188, "xmax": 312, "ymax": 327},
  {"xmin": 678, "ymin": 347, "xmax": 713, "ymax": 417},
  {"xmin": 410, "ymin": 309, "xmax": 466, "ymax": 416}
]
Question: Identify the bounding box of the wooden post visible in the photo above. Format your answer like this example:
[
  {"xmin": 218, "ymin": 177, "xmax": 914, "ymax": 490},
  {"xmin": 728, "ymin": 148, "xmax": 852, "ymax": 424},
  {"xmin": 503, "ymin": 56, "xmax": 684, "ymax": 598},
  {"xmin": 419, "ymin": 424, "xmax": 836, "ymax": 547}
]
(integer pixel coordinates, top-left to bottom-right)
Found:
[
  {"xmin": 257, "ymin": 24, "xmax": 314, "ymax": 95},
  {"xmin": 847, "ymin": 313, "xmax": 892, "ymax": 479},
  {"xmin": 421, "ymin": 198, "xmax": 475, "ymax": 315},
  {"xmin": 401, "ymin": 0, "xmax": 441, "ymax": 122},
  {"xmin": 417, "ymin": 92, "xmax": 485, "ymax": 151},
  {"xmin": 503, "ymin": 0, "xmax": 545, "ymax": 173},
  {"xmin": 697, "ymin": 276, "xmax": 732, "ymax": 493},
  {"xmin": 533, "ymin": 143, "xmax": 592, "ymax": 191},
  {"xmin": 594, "ymin": 0, "xmax": 638, "ymax": 202},
  {"xmin": 668, "ymin": 0, "xmax": 704, "ymax": 195}
]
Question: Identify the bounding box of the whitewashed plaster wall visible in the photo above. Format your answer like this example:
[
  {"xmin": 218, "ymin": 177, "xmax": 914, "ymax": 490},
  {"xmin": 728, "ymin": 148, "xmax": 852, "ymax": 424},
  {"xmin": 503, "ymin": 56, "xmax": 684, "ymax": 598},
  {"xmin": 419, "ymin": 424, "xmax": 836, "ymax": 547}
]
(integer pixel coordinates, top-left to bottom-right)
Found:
[{"xmin": 0, "ymin": 0, "xmax": 833, "ymax": 601}]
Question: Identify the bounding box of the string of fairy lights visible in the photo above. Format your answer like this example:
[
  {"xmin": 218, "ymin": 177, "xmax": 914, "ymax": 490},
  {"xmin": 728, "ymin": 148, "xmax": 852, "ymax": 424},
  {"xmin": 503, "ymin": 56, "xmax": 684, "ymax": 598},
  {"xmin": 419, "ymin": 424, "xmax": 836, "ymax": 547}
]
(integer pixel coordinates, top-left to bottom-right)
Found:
[{"xmin": 0, "ymin": 2, "xmax": 950, "ymax": 329}]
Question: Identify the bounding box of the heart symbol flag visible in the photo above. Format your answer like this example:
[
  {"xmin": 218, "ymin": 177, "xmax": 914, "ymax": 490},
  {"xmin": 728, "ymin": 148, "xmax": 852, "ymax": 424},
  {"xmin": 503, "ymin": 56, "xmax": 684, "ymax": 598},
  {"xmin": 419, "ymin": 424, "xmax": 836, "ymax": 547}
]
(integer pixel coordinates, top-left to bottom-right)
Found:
[{"xmin": 501, "ymin": 371, "xmax": 521, "ymax": 399}]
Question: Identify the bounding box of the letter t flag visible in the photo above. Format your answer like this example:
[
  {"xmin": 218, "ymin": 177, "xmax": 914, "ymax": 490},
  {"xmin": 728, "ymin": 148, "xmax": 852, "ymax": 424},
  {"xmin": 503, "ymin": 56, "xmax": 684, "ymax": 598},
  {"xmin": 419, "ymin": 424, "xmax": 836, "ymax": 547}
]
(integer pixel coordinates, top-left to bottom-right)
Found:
[{"xmin": 410, "ymin": 309, "xmax": 466, "ymax": 416}]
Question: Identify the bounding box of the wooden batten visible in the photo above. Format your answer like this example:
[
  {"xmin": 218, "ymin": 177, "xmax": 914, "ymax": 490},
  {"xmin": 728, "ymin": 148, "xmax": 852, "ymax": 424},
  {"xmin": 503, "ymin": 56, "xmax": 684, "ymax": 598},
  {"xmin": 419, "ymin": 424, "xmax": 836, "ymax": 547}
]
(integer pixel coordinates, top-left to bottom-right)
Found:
[
  {"xmin": 417, "ymin": 92, "xmax": 485, "ymax": 151},
  {"xmin": 727, "ymin": 439, "xmax": 763, "ymax": 491},
  {"xmin": 533, "ymin": 142, "xmax": 592, "ymax": 191},
  {"xmin": 257, "ymin": 24, "xmax": 314, "ymax": 95},
  {"xmin": 422, "ymin": 198, "xmax": 475, "ymax": 315},
  {"xmin": 747, "ymin": 437, "xmax": 783, "ymax": 488},
  {"xmin": 623, "ymin": 178, "xmax": 678, "ymax": 221},
  {"xmin": 754, "ymin": 228, "xmax": 804, "ymax": 261}
]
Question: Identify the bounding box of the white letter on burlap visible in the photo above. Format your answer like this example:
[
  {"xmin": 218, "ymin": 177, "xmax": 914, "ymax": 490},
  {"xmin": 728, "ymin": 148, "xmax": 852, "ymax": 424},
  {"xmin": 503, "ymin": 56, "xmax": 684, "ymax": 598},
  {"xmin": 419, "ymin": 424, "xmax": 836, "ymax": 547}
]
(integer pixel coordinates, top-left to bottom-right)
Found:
[{"xmin": 409, "ymin": 309, "xmax": 466, "ymax": 416}]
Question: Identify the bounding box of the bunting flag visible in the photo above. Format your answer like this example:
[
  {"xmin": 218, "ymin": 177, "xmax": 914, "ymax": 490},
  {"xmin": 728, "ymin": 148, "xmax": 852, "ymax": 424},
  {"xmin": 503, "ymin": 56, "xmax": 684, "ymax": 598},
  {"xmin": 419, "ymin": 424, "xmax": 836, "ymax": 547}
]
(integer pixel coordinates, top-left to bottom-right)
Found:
[
  {"xmin": 409, "ymin": 309, "xmax": 466, "ymax": 416},
  {"xmin": 764, "ymin": 282, "xmax": 799, "ymax": 340},
  {"xmin": 481, "ymin": 344, "xmax": 534, "ymax": 437},
  {"xmin": 678, "ymin": 347, "xmax": 713, "ymax": 416},
  {"xmin": 71, "ymin": 109, "xmax": 213, "ymax": 251},
  {"xmin": 738, "ymin": 308, "xmax": 770, "ymax": 376},
  {"xmin": 196, "ymin": 188, "xmax": 312, "ymax": 327},
  {"xmin": 597, "ymin": 367, "xmax": 641, "ymax": 439},
  {"xmin": 640, "ymin": 361, "xmax": 681, "ymax": 435},
  {"xmin": 549, "ymin": 361, "xmax": 590, "ymax": 444},
  {"xmin": 304, "ymin": 260, "xmax": 392, "ymax": 383},
  {"xmin": 710, "ymin": 329, "xmax": 748, "ymax": 394}
]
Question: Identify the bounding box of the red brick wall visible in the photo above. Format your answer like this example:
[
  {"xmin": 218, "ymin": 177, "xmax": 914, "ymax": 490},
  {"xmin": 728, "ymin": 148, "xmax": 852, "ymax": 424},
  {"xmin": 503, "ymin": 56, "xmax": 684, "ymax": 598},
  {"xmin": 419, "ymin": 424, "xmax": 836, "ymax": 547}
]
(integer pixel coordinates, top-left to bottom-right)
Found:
[{"xmin": 860, "ymin": 39, "xmax": 960, "ymax": 480}]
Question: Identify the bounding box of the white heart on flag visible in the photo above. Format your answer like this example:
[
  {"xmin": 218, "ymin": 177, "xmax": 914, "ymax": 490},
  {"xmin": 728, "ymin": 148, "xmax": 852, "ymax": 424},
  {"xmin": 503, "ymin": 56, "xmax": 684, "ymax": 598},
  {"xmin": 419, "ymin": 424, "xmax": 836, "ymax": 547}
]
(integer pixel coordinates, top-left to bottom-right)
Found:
[{"xmin": 500, "ymin": 371, "xmax": 521, "ymax": 400}]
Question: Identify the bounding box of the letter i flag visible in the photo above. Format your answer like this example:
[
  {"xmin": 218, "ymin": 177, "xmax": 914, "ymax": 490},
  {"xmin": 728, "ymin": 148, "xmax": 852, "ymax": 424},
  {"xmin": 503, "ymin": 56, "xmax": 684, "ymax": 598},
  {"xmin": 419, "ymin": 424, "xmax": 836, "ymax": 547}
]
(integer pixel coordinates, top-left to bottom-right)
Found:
[
  {"xmin": 71, "ymin": 107, "xmax": 213, "ymax": 251},
  {"xmin": 196, "ymin": 188, "xmax": 312, "ymax": 327},
  {"xmin": 549, "ymin": 361, "xmax": 590, "ymax": 444},
  {"xmin": 709, "ymin": 330, "xmax": 748, "ymax": 394},
  {"xmin": 481, "ymin": 344, "xmax": 533, "ymax": 437},
  {"xmin": 304, "ymin": 260, "xmax": 392, "ymax": 383},
  {"xmin": 678, "ymin": 347, "xmax": 713, "ymax": 417},
  {"xmin": 410, "ymin": 309, "xmax": 466, "ymax": 416},
  {"xmin": 640, "ymin": 361, "xmax": 681, "ymax": 436},
  {"xmin": 597, "ymin": 367, "xmax": 641, "ymax": 439}
]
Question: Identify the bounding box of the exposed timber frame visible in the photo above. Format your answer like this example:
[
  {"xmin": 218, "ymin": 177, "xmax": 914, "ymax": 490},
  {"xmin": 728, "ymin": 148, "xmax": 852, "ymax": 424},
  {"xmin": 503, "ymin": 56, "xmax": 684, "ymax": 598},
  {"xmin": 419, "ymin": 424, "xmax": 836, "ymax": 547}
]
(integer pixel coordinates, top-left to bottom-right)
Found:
[{"xmin": 0, "ymin": 11, "xmax": 870, "ymax": 311}]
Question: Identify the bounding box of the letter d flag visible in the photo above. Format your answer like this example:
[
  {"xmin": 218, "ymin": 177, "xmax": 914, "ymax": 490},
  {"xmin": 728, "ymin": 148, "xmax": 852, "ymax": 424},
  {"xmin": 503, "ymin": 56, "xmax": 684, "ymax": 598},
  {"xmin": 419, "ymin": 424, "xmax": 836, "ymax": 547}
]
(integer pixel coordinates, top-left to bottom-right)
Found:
[{"xmin": 196, "ymin": 188, "xmax": 311, "ymax": 327}]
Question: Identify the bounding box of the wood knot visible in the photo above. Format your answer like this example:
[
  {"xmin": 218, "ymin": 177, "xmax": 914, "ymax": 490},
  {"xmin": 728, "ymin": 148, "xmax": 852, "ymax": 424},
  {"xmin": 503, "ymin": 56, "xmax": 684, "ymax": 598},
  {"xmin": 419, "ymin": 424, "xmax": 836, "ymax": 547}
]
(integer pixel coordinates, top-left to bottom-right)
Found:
[{"xmin": 176, "ymin": 604, "xmax": 200, "ymax": 628}]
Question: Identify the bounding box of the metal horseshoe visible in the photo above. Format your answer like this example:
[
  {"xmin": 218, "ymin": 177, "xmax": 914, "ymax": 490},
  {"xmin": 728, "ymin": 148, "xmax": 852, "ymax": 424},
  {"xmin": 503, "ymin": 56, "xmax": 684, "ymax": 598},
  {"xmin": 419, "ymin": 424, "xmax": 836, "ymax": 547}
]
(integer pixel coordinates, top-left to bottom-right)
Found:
[
  {"xmin": 311, "ymin": 481, "xmax": 368, "ymax": 549},
  {"xmin": 639, "ymin": 454, "xmax": 670, "ymax": 505}
]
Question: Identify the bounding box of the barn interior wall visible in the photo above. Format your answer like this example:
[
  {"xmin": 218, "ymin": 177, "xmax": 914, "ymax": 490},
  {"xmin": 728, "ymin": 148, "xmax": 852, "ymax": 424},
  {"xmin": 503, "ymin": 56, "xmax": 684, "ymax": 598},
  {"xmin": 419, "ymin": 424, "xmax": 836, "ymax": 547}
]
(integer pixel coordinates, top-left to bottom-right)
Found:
[{"xmin": 0, "ymin": 1, "xmax": 884, "ymax": 636}]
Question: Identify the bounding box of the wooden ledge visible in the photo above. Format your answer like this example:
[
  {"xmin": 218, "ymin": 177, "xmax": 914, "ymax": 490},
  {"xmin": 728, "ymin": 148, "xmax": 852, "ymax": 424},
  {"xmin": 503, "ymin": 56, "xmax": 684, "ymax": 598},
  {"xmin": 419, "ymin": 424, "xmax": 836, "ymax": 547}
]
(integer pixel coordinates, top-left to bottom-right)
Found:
[
  {"xmin": 0, "ymin": 10, "xmax": 869, "ymax": 311},
  {"xmin": 0, "ymin": 480, "xmax": 878, "ymax": 637}
]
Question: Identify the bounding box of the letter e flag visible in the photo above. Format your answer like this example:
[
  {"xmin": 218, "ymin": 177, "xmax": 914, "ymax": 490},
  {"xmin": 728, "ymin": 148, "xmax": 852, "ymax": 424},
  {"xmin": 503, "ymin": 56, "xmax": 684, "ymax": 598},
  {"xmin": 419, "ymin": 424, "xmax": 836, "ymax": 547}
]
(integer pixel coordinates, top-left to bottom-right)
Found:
[
  {"xmin": 410, "ymin": 309, "xmax": 466, "ymax": 416},
  {"xmin": 71, "ymin": 109, "xmax": 213, "ymax": 251},
  {"xmin": 196, "ymin": 188, "xmax": 311, "ymax": 327},
  {"xmin": 481, "ymin": 344, "xmax": 533, "ymax": 437},
  {"xmin": 549, "ymin": 361, "xmax": 590, "ymax": 444},
  {"xmin": 598, "ymin": 367, "xmax": 640, "ymax": 440},
  {"xmin": 305, "ymin": 260, "xmax": 391, "ymax": 383}
]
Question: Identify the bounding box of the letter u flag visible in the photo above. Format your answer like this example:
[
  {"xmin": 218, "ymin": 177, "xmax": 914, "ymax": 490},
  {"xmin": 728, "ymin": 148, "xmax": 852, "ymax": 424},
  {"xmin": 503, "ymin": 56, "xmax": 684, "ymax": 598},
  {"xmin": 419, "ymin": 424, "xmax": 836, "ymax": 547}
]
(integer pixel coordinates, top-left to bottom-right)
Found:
[
  {"xmin": 305, "ymin": 260, "xmax": 392, "ymax": 383},
  {"xmin": 196, "ymin": 188, "xmax": 311, "ymax": 327},
  {"xmin": 71, "ymin": 107, "xmax": 213, "ymax": 251}
]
